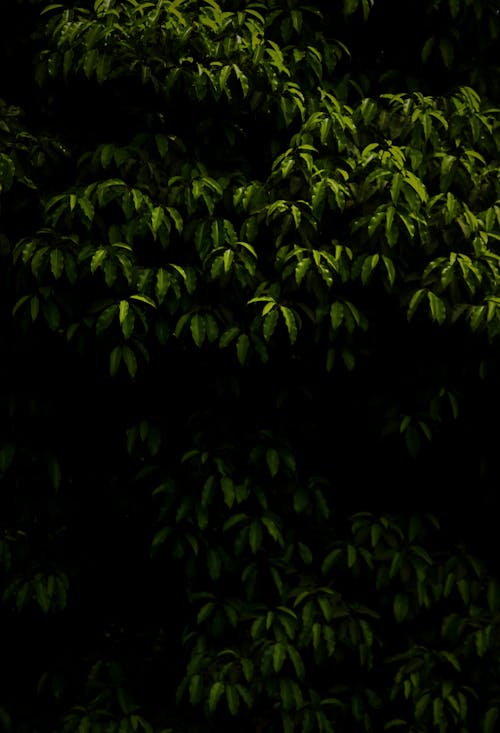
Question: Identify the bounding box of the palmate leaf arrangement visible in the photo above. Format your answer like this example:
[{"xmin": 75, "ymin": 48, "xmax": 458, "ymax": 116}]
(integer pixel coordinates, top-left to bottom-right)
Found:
[{"xmin": 1, "ymin": 0, "xmax": 500, "ymax": 731}]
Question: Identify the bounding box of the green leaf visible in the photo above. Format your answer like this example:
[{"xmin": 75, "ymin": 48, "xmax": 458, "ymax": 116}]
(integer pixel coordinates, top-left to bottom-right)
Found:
[
  {"xmin": 249, "ymin": 520, "xmax": 263, "ymax": 553},
  {"xmin": 287, "ymin": 645, "xmax": 305, "ymax": 679},
  {"xmin": 341, "ymin": 348, "xmax": 355, "ymax": 370},
  {"xmin": 0, "ymin": 153, "xmax": 15, "ymax": 191},
  {"xmin": 30, "ymin": 296, "xmax": 39, "ymax": 321},
  {"xmin": 219, "ymin": 326, "xmax": 240, "ymax": 348},
  {"xmin": 221, "ymin": 477, "xmax": 235, "ymax": 508},
  {"xmin": 439, "ymin": 37, "xmax": 454, "ymax": 68},
  {"xmin": 189, "ymin": 672, "xmax": 203, "ymax": 705},
  {"xmin": 197, "ymin": 602, "xmax": 215, "ymax": 624},
  {"xmin": 256, "ymin": 517, "xmax": 277, "ymax": 545},
  {"xmin": 405, "ymin": 425, "xmax": 420, "ymax": 457},
  {"xmin": 236, "ymin": 333, "xmax": 249, "ymax": 365},
  {"xmin": 330, "ymin": 302, "xmax": 344, "ymax": 329},
  {"xmin": 297, "ymin": 542, "xmax": 313, "ymax": 565},
  {"xmin": 207, "ymin": 548, "xmax": 222, "ymax": 580},
  {"xmin": 110, "ymin": 345, "xmax": 122, "ymax": 376},
  {"xmin": 122, "ymin": 345, "xmax": 138, "ymax": 378},
  {"xmin": 421, "ymin": 36, "xmax": 435, "ymax": 63},
  {"xmin": 343, "ymin": 0, "xmax": 359, "ymax": 16},
  {"xmin": 347, "ymin": 544, "xmax": 357, "ymax": 568},
  {"xmin": 487, "ymin": 580, "xmax": 500, "ymax": 612},
  {"xmin": 273, "ymin": 642, "xmax": 287, "ymax": 673},
  {"xmin": 393, "ymin": 593, "xmax": 408, "ymax": 622},
  {"xmin": 415, "ymin": 692, "xmax": 431, "ymax": 721},
  {"xmin": 208, "ymin": 682, "xmax": 225, "ymax": 714},
  {"xmin": 226, "ymin": 685, "xmax": 240, "ymax": 715},
  {"xmin": 266, "ymin": 447, "xmax": 280, "ymax": 477},
  {"xmin": 224, "ymin": 515, "xmax": 249, "ymax": 538},
  {"xmin": 483, "ymin": 707, "xmax": 499, "ymax": 733},
  {"xmin": 167, "ymin": 207, "xmax": 183, "ymax": 234},
  {"xmin": 322, "ymin": 549, "xmax": 342, "ymax": 574},
  {"xmin": 50, "ymin": 249, "xmax": 64, "ymax": 279},
  {"xmin": 190, "ymin": 313, "xmax": 206, "ymax": 348},
  {"xmin": 47, "ymin": 456, "xmax": 61, "ymax": 490},
  {"xmin": 96, "ymin": 305, "xmax": 117, "ymax": 335},
  {"xmin": 0, "ymin": 442, "xmax": 16, "ymax": 472},
  {"xmin": 361, "ymin": 253, "xmax": 379, "ymax": 284}
]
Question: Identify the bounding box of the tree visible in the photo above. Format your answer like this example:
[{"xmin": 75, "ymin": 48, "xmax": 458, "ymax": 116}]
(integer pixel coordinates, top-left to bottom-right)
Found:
[{"xmin": 1, "ymin": 0, "xmax": 500, "ymax": 731}]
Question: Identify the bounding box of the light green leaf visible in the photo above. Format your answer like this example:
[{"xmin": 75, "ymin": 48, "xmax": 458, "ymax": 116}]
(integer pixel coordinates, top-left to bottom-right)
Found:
[
  {"xmin": 263, "ymin": 309, "xmax": 279, "ymax": 342},
  {"xmin": 151, "ymin": 206, "xmax": 164, "ymax": 234},
  {"xmin": 167, "ymin": 207, "xmax": 183, "ymax": 234},
  {"xmin": 407, "ymin": 288, "xmax": 426, "ymax": 321},
  {"xmin": 361, "ymin": 253, "xmax": 379, "ymax": 284},
  {"xmin": 223, "ymin": 249, "xmax": 234, "ymax": 273},
  {"xmin": 280, "ymin": 306, "xmax": 298, "ymax": 344},
  {"xmin": 390, "ymin": 173, "xmax": 402, "ymax": 205},
  {"xmin": 382, "ymin": 256, "xmax": 396, "ymax": 286},
  {"xmin": 427, "ymin": 291, "xmax": 446, "ymax": 324},
  {"xmin": 295, "ymin": 258, "xmax": 311, "ymax": 285},
  {"xmin": 119, "ymin": 300, "xmax": 129, "ymax": 324},
  {"xmin": 130, "ymin": 294, "xmax": 157, "ymax": 308},
  {"xmin": 91, "ymin": 249, "xmax": 107, "ymax": 273},
  {"xmin": 78, "ymin": 197, "xmax": 94, "ymax": 223}
]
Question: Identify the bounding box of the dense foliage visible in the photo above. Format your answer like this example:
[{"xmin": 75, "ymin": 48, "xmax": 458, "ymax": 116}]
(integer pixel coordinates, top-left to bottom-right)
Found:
[{"xmin": 1, "ymin": 0, "xmax": 500, "ymax": 731}]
